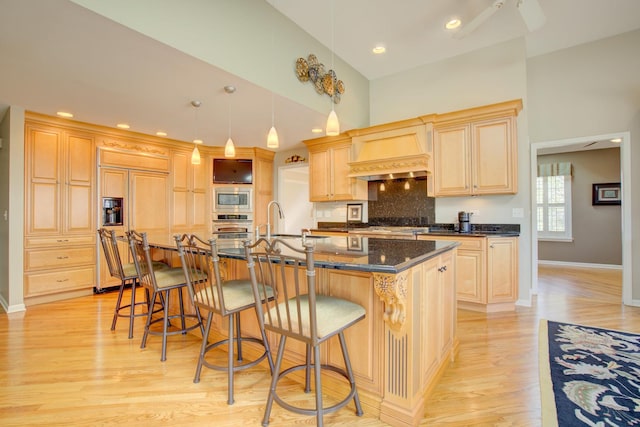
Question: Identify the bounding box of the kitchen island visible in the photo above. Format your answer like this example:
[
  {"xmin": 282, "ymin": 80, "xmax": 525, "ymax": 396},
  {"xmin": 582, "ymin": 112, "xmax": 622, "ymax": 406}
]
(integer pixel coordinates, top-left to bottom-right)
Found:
[{"xmin": 210, "ymin": 235, "xmax": 460, "ymax": 427}]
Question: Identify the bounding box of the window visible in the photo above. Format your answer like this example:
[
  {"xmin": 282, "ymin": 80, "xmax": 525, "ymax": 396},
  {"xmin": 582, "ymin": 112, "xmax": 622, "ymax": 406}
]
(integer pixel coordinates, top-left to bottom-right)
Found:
[{"xmin": 537, "ymin": 171, "xmax": 572, "ymax": 241}]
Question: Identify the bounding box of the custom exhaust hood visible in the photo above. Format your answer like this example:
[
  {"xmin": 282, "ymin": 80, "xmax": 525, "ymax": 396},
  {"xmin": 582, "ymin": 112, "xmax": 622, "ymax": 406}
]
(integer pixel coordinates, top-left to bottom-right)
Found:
[{"xmin": 347, "ymin": 121, "xmax": 433, "ymax": 181}]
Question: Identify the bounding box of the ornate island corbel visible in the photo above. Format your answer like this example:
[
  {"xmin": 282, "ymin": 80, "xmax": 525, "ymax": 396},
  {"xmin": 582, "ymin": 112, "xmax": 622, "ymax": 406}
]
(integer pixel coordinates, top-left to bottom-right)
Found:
[{"xmin": 373, "ymin": 271, "xmax": 408, "ymax": 328}]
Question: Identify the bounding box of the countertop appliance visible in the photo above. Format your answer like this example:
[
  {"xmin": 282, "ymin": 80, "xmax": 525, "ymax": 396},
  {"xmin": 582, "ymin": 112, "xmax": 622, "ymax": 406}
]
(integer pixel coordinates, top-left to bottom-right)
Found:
[{"xmin": 458, "ymin": 211, "xmax": 473, "ymax": 233}]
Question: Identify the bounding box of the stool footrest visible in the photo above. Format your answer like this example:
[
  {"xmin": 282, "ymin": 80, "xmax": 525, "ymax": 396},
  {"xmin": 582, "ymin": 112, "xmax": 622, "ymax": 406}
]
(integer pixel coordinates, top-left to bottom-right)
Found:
[{"xmin": 272, "ymin": 363, "xmax": 360, "ymax": 417}]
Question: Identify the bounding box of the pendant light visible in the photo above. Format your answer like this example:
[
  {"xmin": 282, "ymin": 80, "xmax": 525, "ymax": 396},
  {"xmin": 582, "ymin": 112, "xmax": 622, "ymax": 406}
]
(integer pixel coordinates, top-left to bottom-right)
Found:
[
  {"xmin": 325, "ymin": 0, "xmax": 339, "ymax": 136},
  {"xmin": 267, "ymin": 12, "xmax": 279, "ymax": 149},
  {"xmin": 224, "ymin": 85, "xmax": 236, "ymax": 158},
  {"xmin": 191, "ymin": 100, "xmax": 202, "ymax": 165}
]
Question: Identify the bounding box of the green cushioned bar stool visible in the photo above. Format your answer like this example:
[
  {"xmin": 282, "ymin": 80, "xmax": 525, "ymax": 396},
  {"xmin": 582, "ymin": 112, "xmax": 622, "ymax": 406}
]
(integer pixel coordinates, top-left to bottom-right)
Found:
[
  {"xmin": 175, "ymin": 234, "xmax": 274, "ymax": 405},
  {"xmin": 97, "ymin": 228, "xmax": 165, "ymax": 339},
  {"xmin": 127, "ymin": 230, "xmax": 204, "ymax": 362},
  {"xmin": 244, "ymin": 237, "xmax": 365, "ymax": 427}
]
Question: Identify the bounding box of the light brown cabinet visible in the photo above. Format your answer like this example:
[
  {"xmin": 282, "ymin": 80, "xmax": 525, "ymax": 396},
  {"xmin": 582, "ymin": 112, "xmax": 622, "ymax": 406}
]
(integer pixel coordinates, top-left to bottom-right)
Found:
[
  {"xmin": 24, "ymin": 120, "xmax": 96, "ymax": 304},
  {"xmin": 170, "ymin": 149, "xmax": 208, "ymax": 233},
  {"xmin": 418, "ymin": 235, "xmax": 518, "ymax": 312},
  {"xmin": 253, "ymin": 149, "xmax": 275, "ymax": 228},
  {"xmin": 433, "ymin": 100, "xmax": 522, "ymax": 197},
  {"xmin": 304, "ymin": 136, "xmax": 367, "ymax": 202}
]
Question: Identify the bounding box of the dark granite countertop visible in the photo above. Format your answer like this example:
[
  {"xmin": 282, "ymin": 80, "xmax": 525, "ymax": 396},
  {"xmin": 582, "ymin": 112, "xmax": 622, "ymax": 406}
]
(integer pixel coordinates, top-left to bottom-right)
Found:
[
  {"xmin": 313, "ymin": 222, "xmax": 520, "ymax": 237},
  {"xmin": 217, "ymin": 235, "xmax": 459, "ymax": 274}
]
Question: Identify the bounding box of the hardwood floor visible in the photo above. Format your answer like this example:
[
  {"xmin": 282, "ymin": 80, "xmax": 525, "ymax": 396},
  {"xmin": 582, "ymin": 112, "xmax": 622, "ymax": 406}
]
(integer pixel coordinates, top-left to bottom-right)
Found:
[{"xmin": 1, "ymin": 265, "xmax": 637, "ymax": 426}]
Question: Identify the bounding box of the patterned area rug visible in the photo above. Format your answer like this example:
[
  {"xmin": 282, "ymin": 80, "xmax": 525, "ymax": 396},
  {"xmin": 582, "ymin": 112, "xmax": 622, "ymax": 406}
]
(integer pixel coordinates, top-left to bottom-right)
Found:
[{"xmin": 539, "ymin": 319, "xmax": 640, "ymax": 426}]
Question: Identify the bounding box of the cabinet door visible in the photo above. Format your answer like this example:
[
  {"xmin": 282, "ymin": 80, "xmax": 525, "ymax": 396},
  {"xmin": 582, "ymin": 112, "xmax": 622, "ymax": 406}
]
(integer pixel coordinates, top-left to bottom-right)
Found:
[
  {"xmin": 26, "ymin": 126, "xmax": 62, "ymax": 235},
  {"xmin": 456, "ymin": 249, "xmax": 485, "ymax": 303},
  {"xmin": 65, "ymin": 133, "xmax": 95, "ymax": 234},
  {"xmin": 433, "ymin": 124, "xmax": 471, "ymax": 196},
  {"xmin": 472, "ymin": 117, "xmax": 516, "ymax": 194},
  {"xmin": 330, "ymin": 145, "xmax": 354, "ymax": 200},
  {"xmin": 439, "ymin": 250, "xmax": 455, "ymax": 358},
  {"xmin": 130, "ymin": 171, "xmax": 169, "ymax": 235},
  {"xmin": 487, "ymin": 237, "xmax": 518, "ymax": 303},
  {"xmin": 254, "ymin": 155, "xmax": 274, "ymax": 227},
  {"xmin": 171, "ymin": 151, "xmax": 190, "ymax": 230},
  {"xmin": 308, "ymin": 149, "xmax": 330, "ymax": 201}
]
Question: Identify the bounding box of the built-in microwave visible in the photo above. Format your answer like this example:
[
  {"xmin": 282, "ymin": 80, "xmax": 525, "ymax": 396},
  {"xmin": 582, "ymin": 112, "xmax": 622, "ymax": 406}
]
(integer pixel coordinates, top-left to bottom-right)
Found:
[{"xmin": 213, "ymin": 187, "xmax": 252, "ymax": 213}]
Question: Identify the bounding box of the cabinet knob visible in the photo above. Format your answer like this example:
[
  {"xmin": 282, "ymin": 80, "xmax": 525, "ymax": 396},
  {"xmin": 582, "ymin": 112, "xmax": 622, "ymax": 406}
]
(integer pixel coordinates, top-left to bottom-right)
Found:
[
  {"xmin": 56, "ymin": 278, "xmax": 69, "ymax": 283},
  {"xmin": 490, "ymin": 245, "xmax": 494, "ymax": 249},
  {"xmin": 56, "ymin": 256, "xmax": 69, "ymax": 260}
]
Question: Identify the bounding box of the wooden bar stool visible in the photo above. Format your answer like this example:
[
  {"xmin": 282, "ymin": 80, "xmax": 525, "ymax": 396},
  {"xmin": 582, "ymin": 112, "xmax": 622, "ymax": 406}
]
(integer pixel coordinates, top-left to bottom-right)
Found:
[
  {"xmin": 175, "ymin": 234, "xmax": 274, "ymax": 405},
  {"xmin": 244, "ymin": 237, "xmax": 365, "ymax": 426},
  {"xmin": 127, "ymin": 230, "xmax": 204, "ymax": 361}
]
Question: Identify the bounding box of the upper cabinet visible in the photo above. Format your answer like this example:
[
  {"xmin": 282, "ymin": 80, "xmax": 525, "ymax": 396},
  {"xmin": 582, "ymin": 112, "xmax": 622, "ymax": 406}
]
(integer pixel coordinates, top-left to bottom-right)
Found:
[
  {"xmin": 171, "ymin": 149, "xmax": 209, "ymax": 233},
  {"xmin": 433, "ymin": 99, "xmax": 522, "ymax": 197},
  {"xmin": 304, "ymin": 135, "xmax": 367, "ymax": 202}
]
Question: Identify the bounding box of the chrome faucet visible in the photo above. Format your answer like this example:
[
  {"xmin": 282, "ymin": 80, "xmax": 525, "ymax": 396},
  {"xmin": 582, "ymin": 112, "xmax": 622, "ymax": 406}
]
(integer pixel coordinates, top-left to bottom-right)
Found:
[{"xmin": 266, "ymin": 200, "xmax": 285, "ymax": 240}]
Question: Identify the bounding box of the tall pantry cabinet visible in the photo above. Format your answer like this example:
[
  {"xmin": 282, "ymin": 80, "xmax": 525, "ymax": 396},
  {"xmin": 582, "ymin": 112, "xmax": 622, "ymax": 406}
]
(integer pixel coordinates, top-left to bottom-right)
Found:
[{"xmin": 24, "ymin": 118, "xmax": 96, "ymax": 305}]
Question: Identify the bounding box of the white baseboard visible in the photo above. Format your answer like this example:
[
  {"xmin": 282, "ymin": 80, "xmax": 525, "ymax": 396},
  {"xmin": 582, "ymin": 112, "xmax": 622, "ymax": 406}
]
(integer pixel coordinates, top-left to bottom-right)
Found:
[
  {"xmin": 0, "ymin": 294, "xmax": 26, "ymax": 313},
  {"xmin": 537, "ymin": 260, "xmax": 622, "ymax": 270}
]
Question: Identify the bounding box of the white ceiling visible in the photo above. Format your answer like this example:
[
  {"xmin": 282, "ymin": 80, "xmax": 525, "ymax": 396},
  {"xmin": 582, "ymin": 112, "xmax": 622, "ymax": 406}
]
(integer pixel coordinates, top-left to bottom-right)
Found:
[{"xmin": 1, "ymin": 0, "xmax": 639, "ymax": 152}]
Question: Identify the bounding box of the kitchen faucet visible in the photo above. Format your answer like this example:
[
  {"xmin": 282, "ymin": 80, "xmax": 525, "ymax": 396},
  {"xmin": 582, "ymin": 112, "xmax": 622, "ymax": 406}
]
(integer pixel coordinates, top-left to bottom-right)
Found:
[{"xmin": 266, "ymin": 200, "xmax": 285, "ymax": 240}]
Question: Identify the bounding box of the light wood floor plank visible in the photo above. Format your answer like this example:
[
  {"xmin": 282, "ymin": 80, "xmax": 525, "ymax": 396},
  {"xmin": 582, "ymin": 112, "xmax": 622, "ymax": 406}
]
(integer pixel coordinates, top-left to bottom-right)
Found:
[{"xmin": 1, "ymin": 265, "xmax": 637, "ymax": 426}]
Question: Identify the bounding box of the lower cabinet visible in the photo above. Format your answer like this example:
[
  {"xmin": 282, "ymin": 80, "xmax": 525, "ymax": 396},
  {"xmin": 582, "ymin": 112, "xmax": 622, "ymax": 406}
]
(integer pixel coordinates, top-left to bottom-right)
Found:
[{"xmin": 418, "ymin": 235, "xmax": 518, "ymax": 312}]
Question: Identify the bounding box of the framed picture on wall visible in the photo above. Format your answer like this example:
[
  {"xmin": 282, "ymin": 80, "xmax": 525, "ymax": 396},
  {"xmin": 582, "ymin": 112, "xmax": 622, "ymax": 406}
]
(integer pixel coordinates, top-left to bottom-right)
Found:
[
  {"xmin": 592, "ymin": 182, "xmax": 621, "ymax": 205},
  {"xmin": 347, "ymin": 203, "xmax": 363, "ymax": 222}
]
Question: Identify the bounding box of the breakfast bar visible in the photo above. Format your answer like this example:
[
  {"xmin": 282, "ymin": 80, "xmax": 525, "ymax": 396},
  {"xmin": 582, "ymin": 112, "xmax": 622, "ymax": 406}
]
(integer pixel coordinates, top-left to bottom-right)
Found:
[{"xmin": 173, "ymin": 234, "xmax": 460, "ymax": 427}]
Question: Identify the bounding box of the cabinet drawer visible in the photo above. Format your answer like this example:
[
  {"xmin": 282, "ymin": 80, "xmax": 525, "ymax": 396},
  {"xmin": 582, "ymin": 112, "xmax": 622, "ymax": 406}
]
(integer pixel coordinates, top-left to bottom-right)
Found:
[
  {"xmin": 26, "ymin": 234, "xmax": 95, "ymax": 247},
  {"xmin": 26, "ymin": 246, "xmax": 96, "ymax": 270},
  {"xmin": 419, "ymin": 235, "xmax": 485, "ymax": 250},
  {"xmin": 25, "ymin": 266, "xmax": 95, "ymax": 297}
]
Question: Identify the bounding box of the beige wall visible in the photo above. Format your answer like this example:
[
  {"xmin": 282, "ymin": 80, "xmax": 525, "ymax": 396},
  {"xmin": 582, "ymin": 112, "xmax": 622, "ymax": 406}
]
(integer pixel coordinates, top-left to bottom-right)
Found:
[
  {"xmin": 538, "ymin": 148, "xmax": 621, "ymax": 265},
  {"xmin": 0, "ymin": 106, "xmax": 25, "ymax": 312}
]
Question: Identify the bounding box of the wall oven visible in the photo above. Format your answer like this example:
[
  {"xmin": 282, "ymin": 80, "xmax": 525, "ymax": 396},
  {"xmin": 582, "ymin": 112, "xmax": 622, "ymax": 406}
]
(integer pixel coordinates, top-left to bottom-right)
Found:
[{"xmin": 213, "ymin": 187, "xmax": 252, "ymax": 213}]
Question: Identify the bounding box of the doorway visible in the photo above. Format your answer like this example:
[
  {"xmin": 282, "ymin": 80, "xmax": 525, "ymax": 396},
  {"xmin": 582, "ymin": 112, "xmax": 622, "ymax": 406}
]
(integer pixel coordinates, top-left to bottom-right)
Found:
[
  {"xmin": 277, "ymin": 164, "xmax": 314, "ymax": 235},
  {"xmin": 530, "ymin": 132, "xmax": 632, "ymax": 305}
]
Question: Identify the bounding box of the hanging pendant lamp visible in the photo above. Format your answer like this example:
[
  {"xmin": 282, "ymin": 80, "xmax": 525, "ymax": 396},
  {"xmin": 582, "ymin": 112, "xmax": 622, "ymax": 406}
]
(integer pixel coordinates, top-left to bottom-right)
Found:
[
  {"xmin": 267, "ymin": 18, "xmax": 279, "ymax": 149},
  {"xmin": 224, "ymin": 85, "xmax": 236, "ymax": 158},
  {"xmin": 191, "ymin": 100, "xmax": 202, "ymax": 165},
  {"xmin": 326, "ymin": 0, "xmax": 340, "ymax": 136}
]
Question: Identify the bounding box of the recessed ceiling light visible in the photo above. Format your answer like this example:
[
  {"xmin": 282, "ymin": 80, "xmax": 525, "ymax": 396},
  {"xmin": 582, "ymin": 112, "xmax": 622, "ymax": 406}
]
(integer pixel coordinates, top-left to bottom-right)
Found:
[
  {"xmin": 56, "ymin": 111, "xmax": 73, "ymax": 118},
  {"xmin": 156, "ymin": 131, "xmax": 167, "ymax": 137},
  {"xmin": 311, "ymin": 128, "xmax": 323, "ymax": 133},
  {"xmin": 610, "ymin": 138, "xmax": 622, "ymax": 143},
  {"xmin": 372, "ymin": 45, "xmax": 386, "ymax": 54},
  {"xmin": 445, "ymin": 18, "xmax": 461, "ymax": 30},
  {"xmin": 193, "ymin": 139, "xmax": 203, "ymax": 144},
  {"xmin": 116, "ymin": 123, "xmax": 130, "ymax": 129}
]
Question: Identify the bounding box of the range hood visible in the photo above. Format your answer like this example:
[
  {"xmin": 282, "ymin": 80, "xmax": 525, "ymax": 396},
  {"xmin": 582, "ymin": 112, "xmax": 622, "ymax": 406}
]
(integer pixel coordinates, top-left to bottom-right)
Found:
[{"xmin": 347, "ymin": 122, "xmax": 432, "ymax": 181}]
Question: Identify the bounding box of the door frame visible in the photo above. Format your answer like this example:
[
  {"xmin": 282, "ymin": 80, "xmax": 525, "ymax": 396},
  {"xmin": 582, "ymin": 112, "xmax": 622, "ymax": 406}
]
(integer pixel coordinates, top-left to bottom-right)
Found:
[{"xmin": 530, "ymin": 131, "xmax": 632, "ymax": 306}]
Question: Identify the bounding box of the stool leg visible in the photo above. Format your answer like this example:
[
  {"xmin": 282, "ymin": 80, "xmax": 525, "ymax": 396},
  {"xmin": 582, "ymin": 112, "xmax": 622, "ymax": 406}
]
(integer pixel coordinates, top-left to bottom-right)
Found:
[
  {"xmin": 160, "ymin": 289, "xmax": 170, "ymax": 362},
  {"xmin": 304, "ymin": 344, "xmax": 312, "ymax": 393},
  {"xmin": 227, "ymin": 312, "xmax": 235, "ymax": 405},
  {"xmin": 339, "ymin": 331, "xmax": 363, "ymax": 416},
  {"xmin": 141, "ymin": 290, "xmax": 158, "ymax": 350},
  {"xmin": 111, "ymin": 280, "xmax": 126, "ymax": 331},
  {"xmin": 235, "ymin": 314, "xmax": 243, "ymax": 362},
  {"xmin": 263, "ymin": 335, "xmax": 287, "ymax": 427},
  {"xmin": 194, "ymin": 311, "xmax": 213, "ymax": 383},
  {"xmin": 127, "ymin": 279, "xmax": 136, "ymax": 339},
  {"xmin": 313, "ymin": 343, "xmax": 324, "ymax": 427}
]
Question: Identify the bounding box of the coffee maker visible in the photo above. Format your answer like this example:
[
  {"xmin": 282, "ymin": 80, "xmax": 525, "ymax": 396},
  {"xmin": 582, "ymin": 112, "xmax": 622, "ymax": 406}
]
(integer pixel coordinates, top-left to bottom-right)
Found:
[{"xmin": 458, "ymin": 211, "xmax": 472, "ymax": 233}]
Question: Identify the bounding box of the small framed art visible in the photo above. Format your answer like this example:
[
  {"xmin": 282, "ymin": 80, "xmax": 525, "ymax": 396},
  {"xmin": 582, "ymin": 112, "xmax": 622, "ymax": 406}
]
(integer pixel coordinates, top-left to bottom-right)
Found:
[
  {"xmin": 347, "ymin": 203, "xmax": 363, "ymax": 222},
  {"xmin": 592, "ymin": 182, "xmax": 621, "ymax": 205}
]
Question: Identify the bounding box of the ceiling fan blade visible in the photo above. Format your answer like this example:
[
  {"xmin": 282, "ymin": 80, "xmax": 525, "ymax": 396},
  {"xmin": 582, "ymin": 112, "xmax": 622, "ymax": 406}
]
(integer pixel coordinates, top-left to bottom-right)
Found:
[
  {"xmin": 453, "ymin": 0, "xmax": 505, "ymax": 40},
  {"xmin": 516, "ymin": 0, "xmax": 546, "ymax": 32}
]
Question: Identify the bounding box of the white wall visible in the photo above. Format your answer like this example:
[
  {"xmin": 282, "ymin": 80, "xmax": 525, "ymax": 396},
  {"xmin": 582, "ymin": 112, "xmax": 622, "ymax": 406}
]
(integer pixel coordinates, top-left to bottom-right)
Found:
[
  {"xmin": 526, "ymin": 29, "xmax": 640, "ymax": 301},
  {"xmin": 71, "ymin": 0, "xmax": 370, "ymax": 131},
  {"xmin": 371, "ymin": 29, "xmax": 640, "ymax": 305},
  {"xmin": 371, "ymin": 38, "xmax": 532, "ymax": 306}
]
